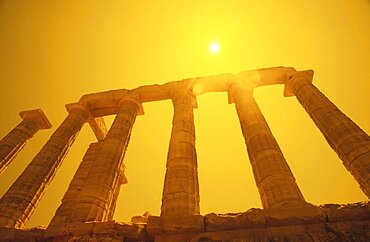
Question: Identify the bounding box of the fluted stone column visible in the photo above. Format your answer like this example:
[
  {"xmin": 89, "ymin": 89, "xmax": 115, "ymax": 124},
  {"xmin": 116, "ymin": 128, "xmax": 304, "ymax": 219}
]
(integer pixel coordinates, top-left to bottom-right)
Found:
[
  {"xmin": 229, "ymin": 84, "xmax": 307, "ymax": 209},
  {"xmin": 47, "ymin": 142, "xmax": 102, "ymax": 231},
  {"xmin": 161, "ymin": 90, "xmax": 200, "ymax": 216},
  {"xmin": 285, "ymin": 70, "xmax": 370, "ymax": 198},
  {"xmin": 0, "ymin": 109, "xmax": 51, "ymax": 175},
  {"xmin": 65, "ymin": 96, "xmax": 142, "ymax": 223},
  {"xmin": 0, "ymin": 104, "xmax": 90, "ymax": 228}
]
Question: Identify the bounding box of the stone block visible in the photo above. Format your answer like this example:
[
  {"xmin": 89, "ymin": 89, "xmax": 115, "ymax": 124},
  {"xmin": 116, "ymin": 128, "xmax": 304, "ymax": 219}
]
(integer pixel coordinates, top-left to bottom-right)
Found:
[
  {"xmin": 320, "ymin": 201, "xmax": 370, "ymax": 222},
  {"xmin": 204, "ymin": 208, "xmax": 265, "ymax": 232},
  {"xmin": 264, "ymin": 203, "xmax": 326, "ymax": 226},
  {"xmin": 93, "ymin": 221, "xmax": 147, "ymax": 240},
  {"xmin": 0, "ymin": 226, "xmax": 45, "ymax": 242},
  {"xmin": 147, "ymin": 215, "xmax": 204, "ymax": 236},
  {"xmin": 65, "ymin": 222, "xmax": 95, "ymax": 236},
  {"xmin": 155, "ymin": 232, "xmax": 200, "ymax": 242},
  {"xmin": 131, "ymin": 211, "xmax": 151, "ymax": 224},
  {"xmin": 190, "ymin": 227, "xmax": 271, "ymax": 242}
]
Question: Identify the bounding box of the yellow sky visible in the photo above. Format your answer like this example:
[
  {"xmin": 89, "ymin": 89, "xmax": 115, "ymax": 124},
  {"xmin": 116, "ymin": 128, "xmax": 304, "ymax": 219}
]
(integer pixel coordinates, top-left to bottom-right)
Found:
[{"xmin": 0, "ymin": 1, "xmax": 369, "ymax": 228}]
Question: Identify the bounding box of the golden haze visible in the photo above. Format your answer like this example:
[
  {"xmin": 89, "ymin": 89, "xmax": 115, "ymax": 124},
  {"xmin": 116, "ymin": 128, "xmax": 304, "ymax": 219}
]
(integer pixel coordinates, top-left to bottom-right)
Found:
[{"xmin": 0, "ymin": 1, "xmax": 369, "ymax": 228}]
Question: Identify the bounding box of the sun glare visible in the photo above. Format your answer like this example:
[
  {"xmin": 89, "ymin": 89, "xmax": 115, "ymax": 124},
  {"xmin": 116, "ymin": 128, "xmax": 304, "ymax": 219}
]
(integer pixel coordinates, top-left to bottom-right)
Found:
[
  {"xmin": 193, "ymin": 83, "xmax": 205, "ymax": 95},
  {"xmin": 210, "ymin": 42, "xmax": 220, "ymax": 54}
]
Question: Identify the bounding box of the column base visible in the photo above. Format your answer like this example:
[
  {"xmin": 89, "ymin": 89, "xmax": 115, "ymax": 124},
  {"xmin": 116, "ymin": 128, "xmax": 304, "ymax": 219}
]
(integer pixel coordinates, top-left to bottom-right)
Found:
[
  {"xmin": 264, "ymin": 202, "xmax": 326, "ymax": 226},
  {"xmin": 147, "ymin": 215, "xmax": 204, "ymax": 236}
]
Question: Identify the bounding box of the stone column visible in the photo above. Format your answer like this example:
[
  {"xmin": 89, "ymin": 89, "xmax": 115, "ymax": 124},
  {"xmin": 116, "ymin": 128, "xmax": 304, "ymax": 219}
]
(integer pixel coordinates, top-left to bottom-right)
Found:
[
  {"xmin": 0, "ymin": 109, "xmax": 51, "ymax": 175},
  {"xmin": 229, "ymin": 84, "xmax": 307, "ymax": 209},
  {"xmin": 161, "ymin": 90, "xmax": 200, "ymax": 216},
  {"xmin": 285, "ymin": 70, "xmax": 370, "ymax": 198},
  {"xmin": 65, "ymin": 96, "xmax": 142, "ymax": 223},
  {"xmin": 0, "ymin": 103, "xmax": 90, "ymax": 228},
  {"xmin": 47, "ymin": 142, "xmax": 102, "ymax": 231}
]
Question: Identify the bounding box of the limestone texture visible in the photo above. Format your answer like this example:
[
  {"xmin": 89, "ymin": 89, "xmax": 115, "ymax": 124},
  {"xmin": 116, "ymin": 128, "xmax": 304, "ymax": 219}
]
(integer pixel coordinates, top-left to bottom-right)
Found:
[
  {"xmin": 0, "ymin": 67, "xmax": 369, "ymax": 241},
  {"xmin": 64, "ymin": 97, "xmax": 141, "ymax": 224},
  {"xmin": 285, "ymin": 70, "xmax": 370, "ymax": 198},
  {"xmin": 0, "ymin": 202, "xmax": 369, "ymax": 241},
  {"xmin": 0, "ymin": 109, "xmax": 51, "ymax": 175},
  {"xmin": 0, "ymin": 104, "xmax": 89, "ymax": 228},
  {"xmin": 229, "ymin": 85, "xmax": 307, "ymax": 209},
  {"xmin": 161, "ymin": 88, "xmax": 200, "ymax": 217}
]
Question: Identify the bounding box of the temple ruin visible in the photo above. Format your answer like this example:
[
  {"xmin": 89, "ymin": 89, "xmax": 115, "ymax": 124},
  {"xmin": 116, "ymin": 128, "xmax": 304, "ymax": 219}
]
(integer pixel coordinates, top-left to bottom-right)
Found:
[{"xmin": 0, "ymin": 67, "xmax": 369, "ymax": 241}]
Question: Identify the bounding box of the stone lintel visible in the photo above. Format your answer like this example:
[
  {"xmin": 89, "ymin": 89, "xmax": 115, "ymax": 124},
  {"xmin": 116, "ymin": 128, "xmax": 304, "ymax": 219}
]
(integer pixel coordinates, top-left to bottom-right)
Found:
[
  {"xmin": 79, "ymin": 93, "xmax": 145, "ymax": 117},
  {"xmin": 131, "ymin": 84, "xmax": 172, "ymax": 102},
  {"xmin": 237, "ymin": 66, "xmax": 297, "ymax": 87},
  {"xmin": 284, "ymin": 69, "xmax": 314, "ymax": 97},
  {"xmin": 188, "ymin": 73, "xmax": 234, "ymax": 95},
  {"xmin": 79, "ymin": 89, "xmax": 129, "ymax": 104},
  {"xmin": 88, "ymin": 117, "xmax": 107, "ymax": 141},
  {"xmin": 19, "ymin": 109, "xmax": 52, "ymax": 130},
  {"xmin": 78, "ymin": 67, "xmax": 296, "ymax": 107},
  {"xmin": 76, "ymin": 67, "xmax": 300, "ymax": 116}
]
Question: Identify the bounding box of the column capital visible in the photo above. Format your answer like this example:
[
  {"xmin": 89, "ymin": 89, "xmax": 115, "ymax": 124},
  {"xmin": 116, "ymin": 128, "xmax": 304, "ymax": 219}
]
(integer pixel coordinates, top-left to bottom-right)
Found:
[
  {"xmin": 227, "ymin": 81, "xmax": 253, "ymax": 104},
  {"xmin": 163, "ymin": 80, "xmax": 198, "ymax": 108},
  {"xmin": 67, "ymin": 104, "xmax": 108, "ymax": 141},
  {"xmin": 65, "ymin": 103, "xmax": 93, "ymax": 120},
  {"xmin": 117, "ymin": 93, "xmax": 144, "ymax": 115},
  {"xmin": 171, "ymin": 89, "xmax": 198, "ymax": 109},
  {"xmin": 284, "ymin": 70, "xmax": 314, "ymax": 97},
  {"xmin": 19, "ymin": 109, "xmax": 52, "ymax": 130}
]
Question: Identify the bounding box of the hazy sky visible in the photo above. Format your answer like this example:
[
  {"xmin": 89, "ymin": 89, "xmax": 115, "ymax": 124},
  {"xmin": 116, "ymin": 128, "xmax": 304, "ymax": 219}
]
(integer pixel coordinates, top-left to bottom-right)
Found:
[{"xmin": 0, "ymin": 1, "xmax": 369, "ymax": 228}]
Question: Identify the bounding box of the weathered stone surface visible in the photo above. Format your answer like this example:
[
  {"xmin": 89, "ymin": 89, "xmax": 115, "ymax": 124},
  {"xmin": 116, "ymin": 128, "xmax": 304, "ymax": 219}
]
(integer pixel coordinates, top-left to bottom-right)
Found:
[
  {"xmin": 47, "ymin": 142, "xmax": 102, "ymax": 232},
  {"xmin": 44, "ymin": 221, "xmax": 147, "ymax": 241},
  {"xmin": 190, "ymin": 227, "xmax": 272, "ymax": 242},
  {"xmin": 131, "ymin": 211, "xmax": 151, "ymax": 224},
  {"xmin": 190, "ymin": 220, "xmax": 370, "ymax": 242},
  {"xmin": 93, "ymin": 221, "xmax": 147, "ymax": 240},
  {"xmin": 1, "ymin": 67, "xmax": 369, "ymax": 241},
  {"xmin": 285, "ymin": 71, "xmax": 370, "ymax": 198},
  {"xmin": 204, "ymin": 208, "xmax": 265, "ymax": 232},
  {"xmin": 264, "ymin": 203, "xmax": 326, "ymax": 226},
  {"xmin": 0, "ymin": 226, "xmax": 45, "ymax": 242},
  {"xmin": 79, "ymin": 66, "xmax": 297, "ymax": 115},
  {"xmin": 229, "ymin": 85, "xmax": 306, "ymax": 209},
  {"xmin": 205, "ymin": 205, "xmax": 327, "ymax": 231},
  {"xmin": 147, "ymin": 215, "xmax": 204, "ymax": 236},
  {"xmin": 65, "ymin": 97, "xmax": 142, "ymax": 223},
  {"xmin": 320, "ymin": 201, "xmax": 370, "ymax": 222},
  {"xmin": 0, "ymin": 109, "xmax": 51, "ymax": 175},
  {"xmin": 0, "ymin": 104, "xmax": 90, "ymax": 229},
  {"xmin": 161, "ymin": 89, "xmax": 200, "ymax": 217},
  {"xmin": 88, "ymin": 117, "xmax": 108, "ymax": 141},
  {"xmin": 2, "ymin": 219, "xmax": 369, "ymax": 242},
  {"xmin": 18, "ymin": 109, "xmax": 52, "ymax": 130}
]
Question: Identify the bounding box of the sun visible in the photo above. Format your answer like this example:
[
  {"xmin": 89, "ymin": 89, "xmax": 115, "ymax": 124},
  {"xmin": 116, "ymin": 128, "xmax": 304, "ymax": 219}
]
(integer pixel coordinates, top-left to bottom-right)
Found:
[{"xmin": 209, "ymin": 42, "xmax": 220, "ymax": 54}]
